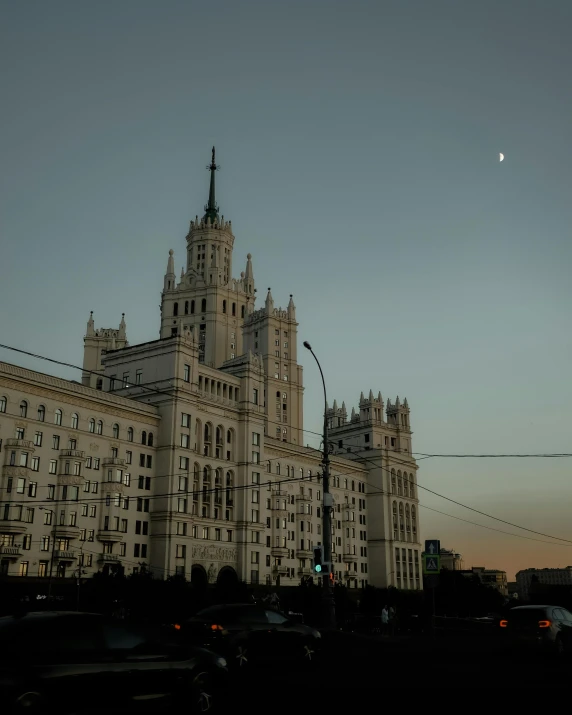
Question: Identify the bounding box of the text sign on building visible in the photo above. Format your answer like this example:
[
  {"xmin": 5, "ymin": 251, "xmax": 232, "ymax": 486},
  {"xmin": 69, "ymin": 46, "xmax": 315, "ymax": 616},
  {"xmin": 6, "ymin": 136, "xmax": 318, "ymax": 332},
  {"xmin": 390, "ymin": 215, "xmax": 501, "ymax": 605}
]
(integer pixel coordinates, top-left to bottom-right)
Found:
[
  {"xmin": 425, "ymin": 539, "xmax": 440, "ymax": 556},
  {"xmin": 423, "ymin": 554, "xmax": 440, "ymax": 575}
]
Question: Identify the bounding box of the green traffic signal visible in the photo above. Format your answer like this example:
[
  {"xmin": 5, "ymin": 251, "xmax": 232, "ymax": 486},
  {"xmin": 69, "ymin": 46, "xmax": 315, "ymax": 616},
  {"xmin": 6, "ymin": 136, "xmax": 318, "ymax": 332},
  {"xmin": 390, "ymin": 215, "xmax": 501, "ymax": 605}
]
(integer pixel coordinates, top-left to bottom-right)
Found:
[{"xmin": 315, "ymin": 564, "xmax": 322, "ymax": 573}]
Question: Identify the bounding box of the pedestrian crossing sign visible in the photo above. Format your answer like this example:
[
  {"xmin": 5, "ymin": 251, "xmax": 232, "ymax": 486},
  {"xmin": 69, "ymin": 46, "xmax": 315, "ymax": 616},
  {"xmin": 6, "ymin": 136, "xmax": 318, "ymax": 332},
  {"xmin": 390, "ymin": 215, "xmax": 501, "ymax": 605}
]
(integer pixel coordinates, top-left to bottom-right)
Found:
[{"xmin": 423, "ymin": 554, "xmax": 440, "ymax": 575}]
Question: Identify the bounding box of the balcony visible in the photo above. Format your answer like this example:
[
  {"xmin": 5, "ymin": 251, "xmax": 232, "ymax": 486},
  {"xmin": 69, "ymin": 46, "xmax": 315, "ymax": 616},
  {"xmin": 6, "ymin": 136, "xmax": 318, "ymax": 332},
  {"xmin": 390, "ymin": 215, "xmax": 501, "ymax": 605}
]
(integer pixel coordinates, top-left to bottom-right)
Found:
[
  {"xmin": 272, "ymin": 564, "xmax": 288, "ymax": 576},
  {"xmin": 295, "ymin": 549, "xmax": 312, "ymax": 559},
  {"xmin": 54, "ymin": 525, "xmax": 80, "ymax": 540},
  {"xmin": 344, "ymin": 554, "xmax": 358, "ymax": 563},
  {"xmin": 59, "ymin": 449, "xmax": 85, "ymax": 459},
  {"xmin": 97, "ymin": 530, "xmax": 125, "ymax": 544},
  {"xmin": 98, "ymin": 553, "xmax": 121, "ymax": 563},
  {"xmin": 5, "ymin": 439, "xmax": 34, "ymax": 449},
  {"xmin": 297, "ymin": 567, "xmax": 313, "ymax": 577},
  {"xmin": 344, "ymin": 571, "xmax": 358, "ymax": 580},
  {"xmin": 270, "ymin": 546, "xmax": 289, "ymax": 558},
  {"xmin": 53, "ymin": 550, "xmax": 76, "ymax": 561},
  {"xmin": 295, "ymin": 495, "xmax": 311, "ymax": 503},
  {"xmin": 0, "ymin": 545, "xmax": 21, "ymax": 559},
  {"xmin": 102, "ymin": 457, "xmax": 125, "ymax": 467},
  {"xmin": 0, "ymin": 521, "xmax": 28, "ymax": 535}
]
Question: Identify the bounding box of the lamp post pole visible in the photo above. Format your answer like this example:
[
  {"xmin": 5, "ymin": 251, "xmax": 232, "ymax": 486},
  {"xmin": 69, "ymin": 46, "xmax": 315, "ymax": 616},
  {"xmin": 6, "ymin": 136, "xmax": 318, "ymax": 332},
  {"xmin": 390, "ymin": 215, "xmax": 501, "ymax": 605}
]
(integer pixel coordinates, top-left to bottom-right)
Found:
[{"xmin": 303, "ymin": 341, "xmax": 336, "ymax": 629}]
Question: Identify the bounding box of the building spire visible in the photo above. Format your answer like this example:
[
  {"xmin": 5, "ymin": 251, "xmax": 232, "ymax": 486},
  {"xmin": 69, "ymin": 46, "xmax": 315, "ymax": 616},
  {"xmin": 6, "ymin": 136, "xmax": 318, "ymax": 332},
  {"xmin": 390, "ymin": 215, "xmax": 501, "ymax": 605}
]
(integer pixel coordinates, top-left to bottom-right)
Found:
[{"xmin": 203, "ymin": 146, "xmax": 219, "ymax": 224}]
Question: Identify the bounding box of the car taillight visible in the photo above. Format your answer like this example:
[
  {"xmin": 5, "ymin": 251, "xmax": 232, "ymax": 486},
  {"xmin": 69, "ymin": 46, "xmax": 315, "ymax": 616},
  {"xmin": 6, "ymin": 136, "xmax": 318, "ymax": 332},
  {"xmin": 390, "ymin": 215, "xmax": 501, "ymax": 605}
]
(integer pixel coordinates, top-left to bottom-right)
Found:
[
  {"xmin": 211, "ymin": 623, "xmax": 224, "ymax": 631},
  {"xmin": 173, "ymin": 624, "xmax": 181, "ymax": 630},
  {"xmin": 538, "ymin": 620, "xmax": 551, "ymax": 628},
  {"xmin": 499, "ymin": 620, "xmax": 508, "ymax": 628}
]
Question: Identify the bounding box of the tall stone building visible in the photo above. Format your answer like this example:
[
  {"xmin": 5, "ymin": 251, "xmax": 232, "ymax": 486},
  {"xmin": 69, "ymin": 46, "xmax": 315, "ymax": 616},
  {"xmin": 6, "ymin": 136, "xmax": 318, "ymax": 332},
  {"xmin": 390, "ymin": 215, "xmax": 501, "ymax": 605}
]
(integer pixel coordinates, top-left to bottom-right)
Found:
[{"xmin": 0, "ymin": 148, "xmax": 422, "ymax": 590}]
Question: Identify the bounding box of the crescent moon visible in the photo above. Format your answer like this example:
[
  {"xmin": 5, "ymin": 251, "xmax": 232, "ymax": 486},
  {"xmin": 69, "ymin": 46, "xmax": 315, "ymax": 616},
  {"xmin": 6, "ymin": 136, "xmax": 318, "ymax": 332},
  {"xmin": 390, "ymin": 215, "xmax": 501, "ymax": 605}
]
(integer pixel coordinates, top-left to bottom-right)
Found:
[{"xmin": 499, "ymin": 153, "xmax": 504, "ymax": 162}]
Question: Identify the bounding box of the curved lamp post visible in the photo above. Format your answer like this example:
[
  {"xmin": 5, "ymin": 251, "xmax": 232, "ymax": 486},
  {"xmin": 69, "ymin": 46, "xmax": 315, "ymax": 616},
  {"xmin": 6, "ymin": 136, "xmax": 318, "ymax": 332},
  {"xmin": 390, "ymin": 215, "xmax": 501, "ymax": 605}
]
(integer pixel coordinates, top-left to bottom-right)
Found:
[{"xmin": 303, "ymin": 341, "xmax": 336, "ymax": 629}]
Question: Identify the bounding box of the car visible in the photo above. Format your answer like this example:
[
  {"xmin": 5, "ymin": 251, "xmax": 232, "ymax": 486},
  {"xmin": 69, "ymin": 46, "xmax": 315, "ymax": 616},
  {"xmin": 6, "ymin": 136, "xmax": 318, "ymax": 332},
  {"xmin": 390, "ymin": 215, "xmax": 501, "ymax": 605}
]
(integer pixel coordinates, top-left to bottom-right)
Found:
[
  {"xmin": 177, "ymin": 603, "xmax": 322, "ymax": 670},
  {"xmin": 0, "ymin": 611, "xmax": 228, "ymax": 714},
  {"xmin": 500, "ymin": 604, "xmax": 572, "ymax": 657}
]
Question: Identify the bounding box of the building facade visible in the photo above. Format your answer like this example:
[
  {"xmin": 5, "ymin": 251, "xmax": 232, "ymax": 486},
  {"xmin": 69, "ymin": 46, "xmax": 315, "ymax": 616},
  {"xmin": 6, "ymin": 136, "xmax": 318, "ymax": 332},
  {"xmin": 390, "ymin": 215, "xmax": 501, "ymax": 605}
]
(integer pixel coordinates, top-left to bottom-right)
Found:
[
  {"xmin": 0, "ymin": 148, "xmax": 423, "ymax": 590},
  {"xmin": 440, "ymin": 548, "xmax": 464, "ymax": 571},
  {"xmin": 516, "ymin": 567, "xmax": 572, "ymax": 601}
]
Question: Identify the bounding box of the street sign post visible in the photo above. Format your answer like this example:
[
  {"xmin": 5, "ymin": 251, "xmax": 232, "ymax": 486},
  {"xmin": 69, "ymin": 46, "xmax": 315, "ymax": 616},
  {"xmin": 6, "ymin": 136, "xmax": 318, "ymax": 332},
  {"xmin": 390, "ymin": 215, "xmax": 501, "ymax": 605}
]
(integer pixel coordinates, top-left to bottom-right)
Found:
[
  {"xmin": 425, "ymin": 539, "xmax": 440, "ymax": 556},
  {"xmin": 423, "ymin": 554, "xmax": 440, "ymax": 575}
]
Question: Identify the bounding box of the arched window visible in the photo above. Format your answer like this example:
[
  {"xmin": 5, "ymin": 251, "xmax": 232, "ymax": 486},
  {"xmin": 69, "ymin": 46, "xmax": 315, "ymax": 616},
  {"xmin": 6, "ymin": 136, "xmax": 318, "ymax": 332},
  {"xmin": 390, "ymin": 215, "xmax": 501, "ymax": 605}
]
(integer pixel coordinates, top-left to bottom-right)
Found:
[
  {"xmin": 191, "ymin": 300, "xmax": 195, "ymax": 314},
  {"xmin": 227, "ymin": 430, "xmax": 232, "ymax": 444},
  {"xmin": 392, "ymin": 501, "xmax": 397, "ymax": 514},
  {"xmin": 54, "ymin": 408, "xmax": 62, "ymax": 425},
  {"xmin": 20, "ymin": 400, "xmax": 28, "ymax": 418},
  {"xmin": 71, "ymin": 413, "xmax": 79, "ymax": 430},
  {"xmin": 267, "ymin": 461, "xmax": 272, "ymax": 472},
  {"xmin": 141, "ymin": 431, "xmax": 147, "ymax": 445},
  {"xmin": 147, "ymin": 432, "xmax": 153, "ymax": 447},
  {"xmin": 222, "ymin": 300, "xmax": 227, "ymax": 313},
  {"xmin": 226, "ymin": 471, "xmax": 233, "ymax": 504},
  {"xmin": 203, "ymin": 466, "xmax": 211, "ymax": 482},
  {"xmin": 37, "ymin": 405, "xmax": 45, "ymax": 422},
  {"xmin": 201, "ymin": 298, "xmax": 206, "ymax": 312},
  {"xmin": 96, "ymin": 420, "xmax": 103, "ymax": 435},
  {"xmin": 112, "ymin": 423, "xmax": 119, "ymax": 439},
  {"xmin": 127, "ymin": 427, "xmax": 133, "ymax": 442},
  {"xmin": 184, "ymin": 301, "xmax": 189, "ymax": 315},
  {"xmin": 0, "ymin": 396, "xmax": 6, "ymax": 414},
  {"xmin": 276, "ymin": 463, "xmax": 280, "ymax": 476},
  {"xmin": 403, "ymin": 479, "xmax": 408, "ymax": 497},
  {"xmin": 241, "ymin": 305, "xmax": 245, "ymax": 318},
  {"xmin": 89, "ymin": 418, "xmax": 95, "ymax": 433},
  {"xmin": 173, "ymin": 302, "xmax": 179, "ymax": 317},
  {"xmin": 204, "ymin": 424, "xmax": 211, "ymax": 442},
  {"xmin": 216, "ymin": 426, "xmax": 223, "ymax": 445}
]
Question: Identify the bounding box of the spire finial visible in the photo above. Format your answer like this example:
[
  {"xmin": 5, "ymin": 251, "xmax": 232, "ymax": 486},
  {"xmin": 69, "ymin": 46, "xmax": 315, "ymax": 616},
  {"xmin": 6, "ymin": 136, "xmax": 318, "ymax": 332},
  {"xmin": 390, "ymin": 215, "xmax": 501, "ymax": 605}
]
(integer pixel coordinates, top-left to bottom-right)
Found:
[{"xmin": 204, "ymin": 146, "xmax": 220, "ymax": 224}]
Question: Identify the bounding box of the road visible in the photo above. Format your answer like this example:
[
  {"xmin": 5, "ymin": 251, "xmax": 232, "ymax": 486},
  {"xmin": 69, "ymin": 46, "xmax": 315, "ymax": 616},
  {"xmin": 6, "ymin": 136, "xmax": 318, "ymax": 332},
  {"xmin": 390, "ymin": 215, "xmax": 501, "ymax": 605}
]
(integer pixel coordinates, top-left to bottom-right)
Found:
[{"xmin": 236, "ymin": 629, "xmax": 571, "ymax": 701}]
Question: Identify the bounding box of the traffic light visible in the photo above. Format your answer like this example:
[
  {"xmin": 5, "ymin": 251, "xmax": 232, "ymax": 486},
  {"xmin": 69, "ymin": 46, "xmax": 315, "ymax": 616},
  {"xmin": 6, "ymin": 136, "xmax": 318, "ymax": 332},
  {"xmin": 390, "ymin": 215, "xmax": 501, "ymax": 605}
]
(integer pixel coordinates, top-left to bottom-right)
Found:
[{"xmin": 313, "ymin": 545, "xmax": 324, "ymax": 573}]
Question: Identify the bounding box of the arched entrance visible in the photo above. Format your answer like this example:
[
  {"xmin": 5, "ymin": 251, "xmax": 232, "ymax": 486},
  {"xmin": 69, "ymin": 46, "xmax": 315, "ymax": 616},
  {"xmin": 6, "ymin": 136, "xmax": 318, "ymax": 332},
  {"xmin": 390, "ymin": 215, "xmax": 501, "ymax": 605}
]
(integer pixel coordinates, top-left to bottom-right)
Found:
[
  {"xmin": 217, "ymin": 566, "xmax": 238, "ymax": 589},
  {"xmin": 191, "ymin": 564, "xmax": 208, "ymax": 591}
]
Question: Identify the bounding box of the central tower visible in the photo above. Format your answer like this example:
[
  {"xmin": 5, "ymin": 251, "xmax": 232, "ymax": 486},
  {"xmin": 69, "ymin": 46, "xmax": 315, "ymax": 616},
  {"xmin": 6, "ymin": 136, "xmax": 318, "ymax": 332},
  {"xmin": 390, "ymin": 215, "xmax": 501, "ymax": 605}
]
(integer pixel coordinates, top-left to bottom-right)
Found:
[{"xmin": 160, "ymin": 147, "xmax": 255, "ymax": 368}]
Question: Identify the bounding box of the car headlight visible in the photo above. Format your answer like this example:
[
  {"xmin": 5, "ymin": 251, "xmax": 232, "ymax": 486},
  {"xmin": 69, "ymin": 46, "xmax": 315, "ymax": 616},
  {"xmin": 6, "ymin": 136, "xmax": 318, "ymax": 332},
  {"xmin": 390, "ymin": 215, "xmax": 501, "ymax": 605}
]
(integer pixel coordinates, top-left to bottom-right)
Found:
[{"xmin": 215, "ymin": 656, "xmax": 227, "ymax": 669}]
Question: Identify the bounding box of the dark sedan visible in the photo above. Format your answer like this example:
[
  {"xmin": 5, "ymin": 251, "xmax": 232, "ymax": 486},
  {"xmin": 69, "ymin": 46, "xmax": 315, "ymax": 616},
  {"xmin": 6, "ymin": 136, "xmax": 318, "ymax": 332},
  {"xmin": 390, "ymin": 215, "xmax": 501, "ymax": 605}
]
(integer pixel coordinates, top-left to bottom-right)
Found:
[
  {"xmin": 177, "ymin": 604, "xmax": 321, "ymax": 669},
  {"xmin": 500, "ymin": 605, "xmax": 572, "ymax": 656},
  {"xmin": 0, "ymin": 611, "xmax": 228, "ymax": 714}
]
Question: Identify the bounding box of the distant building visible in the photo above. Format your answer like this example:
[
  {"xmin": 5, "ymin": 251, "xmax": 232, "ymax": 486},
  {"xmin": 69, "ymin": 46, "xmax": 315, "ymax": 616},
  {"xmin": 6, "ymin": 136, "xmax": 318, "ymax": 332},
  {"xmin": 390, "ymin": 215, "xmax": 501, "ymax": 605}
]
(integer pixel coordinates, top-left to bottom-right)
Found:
[
  {"xmin": 460, "ymin": 567, "xmax": 508, "ymax": 597},
  {"xmin": 507, "ymin": 581, "xmax": 519, "ymax": 599},
  {"xmin": 440, "ymin": 548, "xmax": 464, "ymax": 571},
  {"xmin": 515, "ymin": 567, "xmax": 572, "ymax": 601}
]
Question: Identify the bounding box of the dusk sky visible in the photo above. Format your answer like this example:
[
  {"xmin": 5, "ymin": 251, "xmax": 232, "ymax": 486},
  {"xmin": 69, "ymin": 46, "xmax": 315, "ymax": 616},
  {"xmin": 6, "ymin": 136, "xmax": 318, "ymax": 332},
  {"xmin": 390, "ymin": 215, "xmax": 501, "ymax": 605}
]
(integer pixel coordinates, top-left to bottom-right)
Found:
[{"xmin": 2, "ymin": 0, "xmax": 571, "ymax": 580}]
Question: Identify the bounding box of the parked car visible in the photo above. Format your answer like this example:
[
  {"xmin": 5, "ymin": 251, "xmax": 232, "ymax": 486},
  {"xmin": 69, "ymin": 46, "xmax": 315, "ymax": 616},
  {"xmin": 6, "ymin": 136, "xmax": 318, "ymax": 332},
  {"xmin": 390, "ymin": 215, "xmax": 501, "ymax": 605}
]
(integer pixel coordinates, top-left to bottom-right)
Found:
[
  {"xmin": 177, "ymin": 603, "xmax": 321, "ymax": 669},
  {"xmin": 0, "ymin": 611, "xmax": 228, "ymax": 714},
  {"xmin": 500, "ymin": 605, "xmax": 572, "ymax": 656}
]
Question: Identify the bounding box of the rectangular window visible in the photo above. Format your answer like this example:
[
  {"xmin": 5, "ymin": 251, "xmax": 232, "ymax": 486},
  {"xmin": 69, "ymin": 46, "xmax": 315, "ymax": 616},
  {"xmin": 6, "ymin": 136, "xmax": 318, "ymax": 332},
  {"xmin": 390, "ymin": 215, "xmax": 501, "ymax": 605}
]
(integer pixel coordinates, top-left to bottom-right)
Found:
[
  {"xmin": 178, "ymin": 498, "xmax": 187, "ymax": 513},
  {"xmin": 52, "ymin": 435, "xmax": 60, "ymax": 450},
  {"xmin": 18, "ymin": 561, "xmax": 29, "ymax": 577},
  {"xmin": 253, "ymin": 389, "xmax": 258, "ymax": 405},
  {"xmin": 16, "ymin": 478, "xmax": 25, "ymax": 494},
  {"xmin": 179, "ymin": 456, "xmax": 189, "ymax": 470},
  {"xmin": 251, "ymin": 509, "xmax": 259, "ymax": 522},
  {"xmin": 252, "ymin": 433, "xmax": 260, "ymax": 446},
  {"xmin": 19, "ymin": 453, "xmax": 28, "ymax": 468},
  {"xmin": 176, "ymin": 522, "xmax": 187, "ymax": 536},
  {"xmin": 183, "ymin": 364, "xmax": 190, "ymax": 382},
  {"xmin": 86, "ymin": 457, "xmax": 92, "ymax": 469},
  {"xmin": 252, "ymin": 451, "xmax": 260, "ymax": 464},
  {"xmin": 28, "ymin": 482, "xmax": 37, "ymax": 497},
  {"xmin": 251, "ymin": 551, "xmax": 259, "ymax": 564},
  {"xmin": 120, "ymin": 543, "xmax": 126, "ymax": 557},
  {"xmin": 227, "ymin": 530, "xmax": 233, "ymax": 542},
  {"xmin": 136, "ymin": 370, "xmax": 142, "ymax": 385},
  {"xmin": 146, "ymin": 455, "xmax": 152, "ymax": 469},
  {"xmin": 179, "ymin": 476, "xmax": 188, "ymax": 491},
  {"xmin": 90, "ymin": 504, "xmax": 97, "ymax": 517},
  {"xmin": 176, "ymin": 544, "xmax": 186, "ymax": 559},
  {"xmin": 34, "ymin": 431, "xmax": 43, "ymax": 446},
  {"xmin": 49, "ymin": 460, "xmax": 57, "ymax": 474},
  {"xmin": 251, "ymin": 490, "xmax": 259, "ymax": 504},
  {"xmin": 126, "ymin": 451, "xmax": 132, "ymax": 465},
  {"xmin": 87, "ymin": 530, "xmax": 94, "ymax": 542},
  {"xmin": 180, "ymin": 434, "xmax": 190, "ymax": 448},
  {"xmin": 31, "ymin": 457, "xmax": 40, "ymax": 471},
  {"xmin": 139, "ymin": 454, "xmax": 145, "ymax": 467},
  {"xmin": 145, "ymin": 477, "xmax": 151, "ymax": 490},
  {"xmin": 181, "ymin": 413, "xmax": 191, "ymax": 427},
  {"xmin": 251, "ymin": 531, "xmax": 260, "ymax": 543},
  {"xmin": 202, "ymin": 527, "xmax": 209, "ymax": 540}
]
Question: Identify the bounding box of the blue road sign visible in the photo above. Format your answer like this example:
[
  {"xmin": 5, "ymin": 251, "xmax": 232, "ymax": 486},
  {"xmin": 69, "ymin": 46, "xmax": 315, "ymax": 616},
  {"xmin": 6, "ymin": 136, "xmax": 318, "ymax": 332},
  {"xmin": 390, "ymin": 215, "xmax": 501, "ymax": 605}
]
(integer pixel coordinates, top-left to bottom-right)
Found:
[{"xmin": 425, "ymin": 539, "xmax": 440, "ymax": 556}]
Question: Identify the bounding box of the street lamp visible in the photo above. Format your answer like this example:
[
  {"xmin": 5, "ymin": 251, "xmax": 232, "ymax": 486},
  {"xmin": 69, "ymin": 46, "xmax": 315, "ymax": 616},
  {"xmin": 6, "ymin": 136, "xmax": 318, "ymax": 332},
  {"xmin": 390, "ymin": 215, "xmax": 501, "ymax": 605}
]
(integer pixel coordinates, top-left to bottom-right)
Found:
[{"xmin": 303, "ymin": 341, "xmax": 336, "ymax": 629}]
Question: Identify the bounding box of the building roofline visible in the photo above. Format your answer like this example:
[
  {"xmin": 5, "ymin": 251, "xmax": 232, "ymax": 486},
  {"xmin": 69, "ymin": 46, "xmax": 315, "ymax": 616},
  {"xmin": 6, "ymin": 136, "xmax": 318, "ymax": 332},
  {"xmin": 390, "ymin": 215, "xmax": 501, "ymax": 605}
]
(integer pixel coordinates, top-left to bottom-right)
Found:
[{"xmin": 0, "ymin": 360, "xmax": 159, "ymax": 419}]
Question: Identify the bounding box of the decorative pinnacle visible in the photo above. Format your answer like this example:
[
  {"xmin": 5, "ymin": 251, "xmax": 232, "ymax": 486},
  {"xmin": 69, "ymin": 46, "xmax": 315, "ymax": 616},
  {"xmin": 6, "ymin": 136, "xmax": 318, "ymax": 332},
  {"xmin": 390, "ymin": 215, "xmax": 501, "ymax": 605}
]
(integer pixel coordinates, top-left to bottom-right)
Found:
[{"xmin": 204, "ymin": 146, "xmax": 220, "ymax": 223}]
